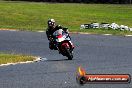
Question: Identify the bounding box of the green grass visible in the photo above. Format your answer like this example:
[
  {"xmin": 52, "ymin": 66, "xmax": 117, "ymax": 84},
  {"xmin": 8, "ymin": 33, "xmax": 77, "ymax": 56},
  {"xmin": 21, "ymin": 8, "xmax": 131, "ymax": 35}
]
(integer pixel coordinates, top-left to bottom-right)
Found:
[
  {"xmin": 0, "ymin": 1, "xmax": 132, "ymax": 35},
  {"xmin": 0, "ymin": 53, "xmax": 36, "ymax": 64}
]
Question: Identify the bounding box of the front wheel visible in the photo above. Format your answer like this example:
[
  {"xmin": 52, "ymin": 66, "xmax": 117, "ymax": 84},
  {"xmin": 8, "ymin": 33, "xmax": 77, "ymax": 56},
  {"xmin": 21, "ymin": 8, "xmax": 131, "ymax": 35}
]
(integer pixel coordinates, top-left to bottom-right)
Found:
[
  {"xmin": 68, "ymin": 54, "xmax": 73, "ymax": 60},
  {"xmin": 65, "ymin": 48, "xmax": 73, "ymax": 60}
]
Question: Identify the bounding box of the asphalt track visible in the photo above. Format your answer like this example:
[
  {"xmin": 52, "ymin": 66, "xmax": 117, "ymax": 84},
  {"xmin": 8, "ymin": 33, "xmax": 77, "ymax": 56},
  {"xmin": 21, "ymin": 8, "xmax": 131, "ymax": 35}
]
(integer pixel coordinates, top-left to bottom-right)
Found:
[{"xmin": 0, "ymin": 30, "xmax": 132, "ymax": 88}]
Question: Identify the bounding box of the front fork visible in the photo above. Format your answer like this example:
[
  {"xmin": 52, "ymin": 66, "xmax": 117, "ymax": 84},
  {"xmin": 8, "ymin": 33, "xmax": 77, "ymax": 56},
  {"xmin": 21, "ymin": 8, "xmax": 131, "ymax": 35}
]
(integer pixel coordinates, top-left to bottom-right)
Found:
[{"xmin": 69, "ymin": 41, "xmax": 74, "ymax": 49}]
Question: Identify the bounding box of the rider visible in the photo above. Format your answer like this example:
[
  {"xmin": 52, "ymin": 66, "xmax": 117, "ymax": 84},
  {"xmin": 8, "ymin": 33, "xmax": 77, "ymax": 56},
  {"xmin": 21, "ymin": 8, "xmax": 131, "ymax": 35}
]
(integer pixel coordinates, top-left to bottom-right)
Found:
[{"xmin": 46, "ymin": 19, "xmax": 69, "ymax": 50}]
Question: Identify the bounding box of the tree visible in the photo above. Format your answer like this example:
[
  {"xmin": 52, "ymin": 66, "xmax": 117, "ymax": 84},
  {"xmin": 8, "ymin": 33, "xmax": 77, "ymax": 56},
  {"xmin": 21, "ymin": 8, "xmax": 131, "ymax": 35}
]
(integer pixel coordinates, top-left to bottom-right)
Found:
[{"xmin": 74, "ymin": 0, "xmax": 82, "ymax": 3}]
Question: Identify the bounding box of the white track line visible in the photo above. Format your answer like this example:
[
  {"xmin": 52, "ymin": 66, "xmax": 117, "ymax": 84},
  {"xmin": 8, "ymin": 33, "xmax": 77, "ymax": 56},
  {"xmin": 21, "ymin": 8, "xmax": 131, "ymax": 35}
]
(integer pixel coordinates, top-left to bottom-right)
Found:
[
  {"xmin": 9, "ymin": 30, "xmax": 17, "ymax": 31},
  {"xmin": 37, "ymin": 31, "xmax": 45, "ymax": 32},
  {"xmin": 125, "ymin": 35, "xmax": 132, "ymax": 37},
  {"xmin": 0, "ymin": 29, "xmax": 17, "ymax": 31},
  {"xmin": 1, "ymin": 29, "xmax": 132, "ymax": 37},
  {"xmin": 0, "ymin": 57, "xmax": 43, "ymax": 67},
  {"xmin": 103, "ymin": 34, "xmax": 112, "ymax": 35}
]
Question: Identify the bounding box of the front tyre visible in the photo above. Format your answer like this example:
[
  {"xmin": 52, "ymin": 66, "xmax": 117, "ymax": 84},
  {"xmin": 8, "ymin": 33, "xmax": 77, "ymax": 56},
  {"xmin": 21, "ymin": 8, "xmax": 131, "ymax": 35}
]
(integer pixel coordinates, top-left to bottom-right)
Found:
[
  {"xmin": 68, "ymin": 54, "xmax": 73, "ymax": 60},
  {"xmin": 65, "ymin": 48, "xmax": 73, "ymax": 60}
]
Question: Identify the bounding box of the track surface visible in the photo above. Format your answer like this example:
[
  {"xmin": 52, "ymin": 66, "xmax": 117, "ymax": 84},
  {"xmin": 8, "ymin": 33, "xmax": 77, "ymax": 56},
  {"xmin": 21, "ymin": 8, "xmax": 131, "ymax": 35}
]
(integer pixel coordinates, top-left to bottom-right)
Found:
[{"xmin": 0, "ymin": 30, "xmax": 132, "ymax": 88}]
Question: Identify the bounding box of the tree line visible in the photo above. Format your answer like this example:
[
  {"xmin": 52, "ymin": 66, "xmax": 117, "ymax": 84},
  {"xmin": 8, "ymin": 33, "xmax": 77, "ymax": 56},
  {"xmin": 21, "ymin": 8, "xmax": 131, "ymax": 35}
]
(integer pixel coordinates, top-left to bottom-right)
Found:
[{"xmin": 8, "ymin": 0, "xmax": 132, "ymax": 4}]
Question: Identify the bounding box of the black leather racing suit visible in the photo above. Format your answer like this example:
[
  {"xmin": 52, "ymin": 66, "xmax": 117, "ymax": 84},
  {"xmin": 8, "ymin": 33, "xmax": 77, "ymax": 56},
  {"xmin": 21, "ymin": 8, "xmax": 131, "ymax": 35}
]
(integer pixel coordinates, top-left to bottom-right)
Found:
[{"xmin": 46, "ymin": 25, "xmax": 68, "ymax": 50}]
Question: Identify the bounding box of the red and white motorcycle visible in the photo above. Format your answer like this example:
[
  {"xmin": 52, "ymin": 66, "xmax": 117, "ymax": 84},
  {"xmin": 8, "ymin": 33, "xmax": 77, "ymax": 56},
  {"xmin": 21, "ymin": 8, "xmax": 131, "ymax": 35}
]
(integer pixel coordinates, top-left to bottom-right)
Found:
[{"xmin": 53, "ymin": 28, "xmax": 74, "ymax": 60}]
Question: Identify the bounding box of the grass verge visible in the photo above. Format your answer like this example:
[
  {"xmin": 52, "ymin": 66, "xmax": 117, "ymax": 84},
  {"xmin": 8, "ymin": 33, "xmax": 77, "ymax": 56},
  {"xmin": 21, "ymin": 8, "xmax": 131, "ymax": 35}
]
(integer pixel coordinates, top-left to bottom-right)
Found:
[
  {"xmin": 0, "ymin": 53, "xmax": 36, "ymax": 65},
  {"xmin": 0, "ymin": 1, "xmax": 132, "ymax": 35}
]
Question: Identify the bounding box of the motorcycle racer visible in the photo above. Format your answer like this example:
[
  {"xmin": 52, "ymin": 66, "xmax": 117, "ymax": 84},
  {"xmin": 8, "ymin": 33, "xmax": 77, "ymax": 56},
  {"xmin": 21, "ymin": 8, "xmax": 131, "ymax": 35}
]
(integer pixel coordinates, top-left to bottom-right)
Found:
[{"xmin": 46, "ymin": 19, "xmax": 69, "ymax": 50}]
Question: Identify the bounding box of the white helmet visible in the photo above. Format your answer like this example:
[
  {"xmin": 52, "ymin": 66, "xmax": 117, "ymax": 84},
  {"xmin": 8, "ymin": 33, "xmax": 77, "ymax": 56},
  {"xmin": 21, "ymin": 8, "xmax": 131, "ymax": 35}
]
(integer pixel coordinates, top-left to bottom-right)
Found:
[{"xmin": 47, "ymin": 19, "xmax": 55, "ymax": 28}]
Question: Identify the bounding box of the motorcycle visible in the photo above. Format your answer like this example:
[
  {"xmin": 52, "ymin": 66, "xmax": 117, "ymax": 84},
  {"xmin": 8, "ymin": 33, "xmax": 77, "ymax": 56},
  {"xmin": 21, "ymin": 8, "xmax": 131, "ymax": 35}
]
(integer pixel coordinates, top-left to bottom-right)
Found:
[{"xmin": 53, "ymin": 28, "xmax": 74, "ymax": 60}]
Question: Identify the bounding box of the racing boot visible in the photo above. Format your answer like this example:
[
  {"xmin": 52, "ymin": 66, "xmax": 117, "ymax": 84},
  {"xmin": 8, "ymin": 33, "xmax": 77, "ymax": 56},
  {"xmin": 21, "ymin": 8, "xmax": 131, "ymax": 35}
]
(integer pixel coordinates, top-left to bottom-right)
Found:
[{"xmin": 49, "ymin": 42, "xmax": 54, "ymax": 50}]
